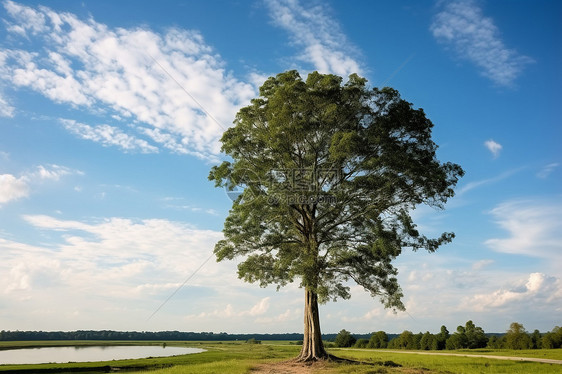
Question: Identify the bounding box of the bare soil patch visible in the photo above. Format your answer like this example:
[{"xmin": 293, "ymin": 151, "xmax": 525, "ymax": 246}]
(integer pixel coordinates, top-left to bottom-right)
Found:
[
  {"xmin": 250, "ymin": 360, "xmax": 333, "ymax": 373},
  {"xmin": 250, "ymin": 358, "xmax": 402, "ymax": 373}
]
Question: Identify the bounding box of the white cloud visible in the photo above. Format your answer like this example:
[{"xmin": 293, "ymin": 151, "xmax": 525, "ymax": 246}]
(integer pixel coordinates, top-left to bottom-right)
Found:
[
  {"xmin": 484, "ymin": 139, "xmax": 502, "ymax": 158},
  {"xmin": 247, "ymin": 297, "xmax": 271, "ymax": 316},
  {"xmin": 407, "ymin": 270, "xmax": 434, "ymax": 282},
  {"xmin": 0, "ymin": 214, "xmax": 242, "ymax": 329},
  {"xmin": 3, "ymin": 0, "xmax": 47, "ymax": 36},
  {"xmin": 266, "ymin": 0, "xmax": 362, "ymax": 77},
  {"xmin": 161, "ymin": 197, "xmax": 221, "ymax": 215},
  {"xmin": 32, "ymin": 164, "xmax": 82, "ymax": 181},
  {"xmin": 537, "ymin": 162, "xmax": 559, "ymax": 179},
  {"xmin": 60, "ymin": 119, "xmax": 158, "ymax": 154},
  {"xmin": 463, "ymin": 273, "xmax": 562, "ymax": 312},
  {"xmin": 457, "ymin": 167, "xmax": 520, "ymax": 195},
  {"xmin": 485, "ymin": 198, "xmax": 562, "ymax": 259},
  {"xmin": 0, "ymin": 93, "xmax": 15, "ymax": 117},
  {"xmin": 189, "ymin": 297, "xmax": 272, "ymax": 320},
  {"xmin": 0, "ymin": 165, "xmax": 82, "ymax": 207},
  {"xmin": 19, "ymin": 215, "xmax": 224, "ymax": 277},
  {"xmin": 0, "ymin": 2, "xmax": 256, "ymax": 160},
  {"xmin": 255, "ymin": 308, "xmax": 300, "ymax": 324},
  {"xmin": 431, "ymin": 0, "xmax": 533, "ymax": 86},
  {"xmin": 472, "ymin": 259, "xmax": 494, "ymax": 271},
  {"xmin": 0, "ymin": 174, "xmax": 29, "ymax": 204}
]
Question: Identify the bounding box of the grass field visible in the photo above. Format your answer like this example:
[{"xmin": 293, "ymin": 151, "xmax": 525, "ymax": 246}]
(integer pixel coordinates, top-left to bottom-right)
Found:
[
  {"xmin": 331, "ymin": 348, "xmax": 562, "ymax": 374},
  {"xmin": 0, "ymin": 341, "xmax": 560, "ymax": 373}
]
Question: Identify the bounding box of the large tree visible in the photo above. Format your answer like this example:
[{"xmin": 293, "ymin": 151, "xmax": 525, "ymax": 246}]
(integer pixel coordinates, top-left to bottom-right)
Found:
[{"xmin": 209, "ymin": 70, "xmax": 463, "ymax": 361}]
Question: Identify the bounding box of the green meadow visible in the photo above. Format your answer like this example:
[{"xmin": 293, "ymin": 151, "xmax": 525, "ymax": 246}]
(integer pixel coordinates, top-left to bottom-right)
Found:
[{"xmin": 0, "ymin": 341, "xmax": 561, "ymax": 373}]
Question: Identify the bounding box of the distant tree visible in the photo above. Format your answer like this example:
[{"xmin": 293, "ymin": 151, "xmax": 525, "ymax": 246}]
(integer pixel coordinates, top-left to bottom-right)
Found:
[
  {"xmin": 435, "ymin": 325, "xmax": 449, "ymax": 350},
  {"xmin": 419, "ymin": 331, "xmax": 435, "ymax": 350},
  {"xmin": 464, "ymin": 320, "xmax": 488, "ymax": 349},
  {"xmin": 368, "ymin": 331, "xmax": 388, "ymax": 349},
  {"xmin": 542, "ymin": 334, "xmax": 555, "ymax": 349},
  {"xmin": 446, "ymin": 325, "xmax": 468, "ymax": 350},
  {"xmin": 245, "ymin": 338, "xmax": 261, "ymax": 344},
  {"xmin": 334, "ymin": 329, "xmax": 356, "ymax": 348},
  {"xmin": 413, "ymin": 332, "xmax": 423, "ymax": 350},
  {"xmin": 504, "ymin": 322, "xmax": 531, "ymax": 350},
  {"xmin": 209, "ymin": 70, "xmax": 464, "ymax": 361},
  {"xmin": 487, "ymin": 335, "xmax": 504, "ymax": 349},
  {"xmin": 354, "ymin": 339, "xmax": 369, "ymax": 348},
  {"xmin": 531, "ymin": 329, "xmax": 542, "ymax": 349},
  {"xmin": 542, "ymin": 326, "xmax": 562, "ymax": 349},
  {"xmin": 393, "ymin": 330, "xmax": 416, "ymax": 350}
]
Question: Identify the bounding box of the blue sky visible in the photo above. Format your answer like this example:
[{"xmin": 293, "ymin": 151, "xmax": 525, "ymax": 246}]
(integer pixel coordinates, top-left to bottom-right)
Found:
[{"xmin": 0, "ymin": 0, "xmax": 560, "ymax": 335}]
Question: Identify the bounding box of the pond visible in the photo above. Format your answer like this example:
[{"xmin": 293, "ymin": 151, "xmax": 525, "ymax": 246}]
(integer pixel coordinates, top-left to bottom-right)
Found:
[{"xmin": 0, "ymin": 345, "xmax": 205, "ymax": 365}]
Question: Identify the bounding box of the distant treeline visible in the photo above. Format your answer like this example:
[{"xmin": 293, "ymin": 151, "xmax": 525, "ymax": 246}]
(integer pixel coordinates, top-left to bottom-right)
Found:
[
  {"xmin": 0, "ymin": 330, "xmax": 378, "ymax": 342},
  {"xmin": 331, "ymin": 321, "xmax": 562, "ymax": 350},
  {"xmin": 0, "ymin": 330, "xmax": 304, "ymax": 341},
  {"xmin": 2, "ymin": 321, "xmax": 561, "ymax": 351}
]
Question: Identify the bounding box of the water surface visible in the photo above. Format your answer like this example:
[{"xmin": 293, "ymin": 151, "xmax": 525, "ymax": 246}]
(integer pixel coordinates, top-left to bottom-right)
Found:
[{"xmin": 0, "ymin": 345, "xmax": 204, "ymax": 365}]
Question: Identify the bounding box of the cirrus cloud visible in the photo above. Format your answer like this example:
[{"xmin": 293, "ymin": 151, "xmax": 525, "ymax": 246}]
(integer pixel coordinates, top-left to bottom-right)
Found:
[
  {"xmin": 485, "ymin": 198, "xmax": 562, "ymax": 260},
  {"xmin": 431, "ymin": 0, "xmax": 533, "ymax": 86},
  {"xmin": 265, "ymin": 0, "xmax": 363, "ymax": 77}
]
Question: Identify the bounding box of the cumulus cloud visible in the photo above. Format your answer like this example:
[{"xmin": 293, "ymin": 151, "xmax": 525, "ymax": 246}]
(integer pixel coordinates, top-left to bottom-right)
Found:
[
  {"xmin": 0, "ymin": 174, "xmax": 29, "ymax": 204},
  {"xmin": 484, "ymin": 139, "xmax": 502, "ymax": 158},
  {"xmin": 246, "ymin": 297, "xmax": 271, "ymax": 316},
  {"xmin": 464, "ymin": 273, "xmax": 562, "ymax": 312},
  {"xmin": 0, "ymin": 214, "xmax": 241, "ymax": 327},
  {"xmin": 266, "ymin": 0, "xmax": 362, "ymax": 77},
  {"xmin": 187, "ymin": 297, "xmax": 274, "ymax": 320},
  {"xmin": 3, "ymin": 0, "xmax": 47, "ymax": 36},
  {"xmin": 255, "ymin": 308, "xmax": 300, "ymax": 324},
  {"xmin": 431, "ymin": 0, "xmax": 533, "ymax": 86},
  {"xmin": 0, "ymin": 164, "xmax": 80, "ymax": 206},
  {"xmin": 19, "ymin": 215, "xmax": 223, "ymax": 277},
  {"xmin": 0, "ymin": 1, "xmax": 256, "ymax": 160},
  {"xmin": 485, "ymin": 198, "xmax": 562, "ymax": 260}
]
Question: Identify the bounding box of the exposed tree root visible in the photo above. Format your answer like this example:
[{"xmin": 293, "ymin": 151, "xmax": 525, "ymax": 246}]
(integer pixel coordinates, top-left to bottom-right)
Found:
[{"xmin": 291, "ymin": 353, "xmax": 401, "ymax": 367}]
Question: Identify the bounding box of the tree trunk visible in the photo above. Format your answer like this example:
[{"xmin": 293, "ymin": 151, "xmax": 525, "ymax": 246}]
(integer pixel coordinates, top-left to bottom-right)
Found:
[{"xmin": 296, "ymin": 287, "xmax": 329, "ymax": 361}]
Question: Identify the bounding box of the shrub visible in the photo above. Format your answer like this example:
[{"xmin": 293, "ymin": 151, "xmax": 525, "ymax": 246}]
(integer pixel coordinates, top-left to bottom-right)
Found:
[
  {"xmin": 354, "ymin": 338, "xmax": 369, "ymax": 348},
  {"xmin": 245, "ymin": 338, "xmax": 261, "ymax": 344}
]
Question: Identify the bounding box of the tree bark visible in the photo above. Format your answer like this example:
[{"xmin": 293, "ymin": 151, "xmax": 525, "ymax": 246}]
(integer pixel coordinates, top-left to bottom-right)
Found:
[{"xmin": 296, "ymin": 287, "xmax": 329, "ymax": 361}]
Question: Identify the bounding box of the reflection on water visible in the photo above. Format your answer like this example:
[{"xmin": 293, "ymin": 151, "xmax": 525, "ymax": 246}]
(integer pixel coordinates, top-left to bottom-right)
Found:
[{"xmin": 0, "ymin": 345, "xmax": 204, "ymax": 365}]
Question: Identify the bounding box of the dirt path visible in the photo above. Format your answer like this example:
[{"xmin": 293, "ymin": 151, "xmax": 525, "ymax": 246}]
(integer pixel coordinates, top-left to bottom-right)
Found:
[{"xmin": 368, "ymin": 349, "xmax": 562, "ymax": 365}]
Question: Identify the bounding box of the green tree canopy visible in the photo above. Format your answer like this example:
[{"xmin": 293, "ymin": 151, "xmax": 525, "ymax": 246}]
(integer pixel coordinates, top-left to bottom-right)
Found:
[
  {"xmin": 209, "ymin": 70, "xmax": 463, "ymax": 361},
  {"xmin": 505, "ymin": 322, "xmax": 532, "ymax": 350},
  {"xmin": 464, "ymin": 320, "xmax": 488, "ymax": 349},
  {"xmin": 368, "ymin": 331, "xmax": 389, "ymax": 349},
  {"xmin": 435, "ymin": 325, "xmax": 450, "ymax": 350},
  {"xmin": 541, "ymin": 326, "xmax": 562, "ymax": 349},
  {"xmin": 334, "ymin": 329, "xmax": 357, "ymax": 347}
]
